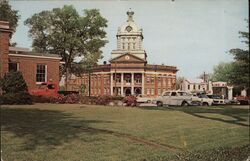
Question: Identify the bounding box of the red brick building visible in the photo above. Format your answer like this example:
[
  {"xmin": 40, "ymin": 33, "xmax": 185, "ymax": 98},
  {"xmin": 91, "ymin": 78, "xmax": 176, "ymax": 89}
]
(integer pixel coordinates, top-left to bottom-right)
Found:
[
  {"xmin": 0, "ymin": 21, "xmax": 61, "ymax": 91},
  {"xmin": 68, "ymin": 11, "xmax": 178, "ymax": 97}
]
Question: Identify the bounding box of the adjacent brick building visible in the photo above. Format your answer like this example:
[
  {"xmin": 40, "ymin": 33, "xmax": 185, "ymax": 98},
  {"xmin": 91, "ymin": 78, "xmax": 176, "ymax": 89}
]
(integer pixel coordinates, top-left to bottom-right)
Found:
[
  {"xmin": 0, "ymin": 21, "xmax": 61, "ymax": 91},
  {"xmin": 68, "ymin": 11, "xmax": 178, "ymax": 97}
]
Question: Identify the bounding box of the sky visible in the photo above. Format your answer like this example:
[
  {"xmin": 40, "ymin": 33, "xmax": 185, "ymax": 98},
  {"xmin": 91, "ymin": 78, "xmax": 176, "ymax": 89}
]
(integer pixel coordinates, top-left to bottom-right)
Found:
[{"xmin": 10, "ymin": 0, "xmax": 249, "ymax": 78}]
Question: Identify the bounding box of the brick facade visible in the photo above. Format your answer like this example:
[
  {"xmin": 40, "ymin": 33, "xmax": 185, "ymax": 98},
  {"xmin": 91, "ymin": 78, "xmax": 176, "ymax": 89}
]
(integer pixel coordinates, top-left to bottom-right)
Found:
[
  {"xmin": 9, "ymin": 55, "xmax": 60, "ymax": 90},
  {"xmin": 0, "ymin": 21, "xmax": 61, "ymax": 92},
  {"xmin": 0, "ymin": 21, "xmax": 12, "ymax": 77}
]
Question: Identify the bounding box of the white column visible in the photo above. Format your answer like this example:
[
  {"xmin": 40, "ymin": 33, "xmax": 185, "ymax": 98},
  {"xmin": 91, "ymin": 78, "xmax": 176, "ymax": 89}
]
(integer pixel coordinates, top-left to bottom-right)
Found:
[
  {"xmin": 110, "ymin": 73, "xmax": 113, "ymax": 96},
  {"xmin": 121, "ymin": 73, "xmax": 124, "ymax": 96},
  {"xmin": 131, "ymin": 73, "xmax": 134, "ymax": 95},
  {"xmin": 142, "ymin": 73, "xmax": 144, "ymax": 96},
  {"xmin": 227, "ymin": 86, "xmax": 233, "ymax": 100},
  {"xmin": 241, "ymin": 88, "xmax": 247, "ymax": 96}
]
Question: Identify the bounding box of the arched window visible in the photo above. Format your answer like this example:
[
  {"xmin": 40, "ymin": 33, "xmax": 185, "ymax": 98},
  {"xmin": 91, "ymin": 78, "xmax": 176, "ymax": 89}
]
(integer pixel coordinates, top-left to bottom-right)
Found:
[{"xmin": 122, "ymin": 43, "xmax": 125, "ymax": 50}]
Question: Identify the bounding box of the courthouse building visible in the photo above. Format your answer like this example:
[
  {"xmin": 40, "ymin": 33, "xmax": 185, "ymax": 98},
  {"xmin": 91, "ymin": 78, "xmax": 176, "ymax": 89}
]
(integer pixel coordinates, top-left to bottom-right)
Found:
[{"xmin": 68, "ymin": 11, "xmax": 178, "ymax": 96}]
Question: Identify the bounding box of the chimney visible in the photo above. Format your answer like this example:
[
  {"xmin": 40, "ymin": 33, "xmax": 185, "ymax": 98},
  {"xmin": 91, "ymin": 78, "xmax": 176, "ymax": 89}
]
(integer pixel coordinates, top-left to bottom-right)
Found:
[{"xmin": 0, "ymin": 21, "xmax": 12, "ymax": 77}]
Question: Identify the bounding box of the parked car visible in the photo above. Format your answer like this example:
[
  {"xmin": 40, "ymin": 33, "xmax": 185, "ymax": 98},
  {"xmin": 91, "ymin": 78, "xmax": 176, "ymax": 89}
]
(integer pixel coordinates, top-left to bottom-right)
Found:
[
  {"xmin": 155, "ymin": 91, "xmax": 201, "ymax": 107},
  {"xmin": 206, "ymin": 94, "xmax": 225, "ymax": 105},
  {"xmin": 236, "ymin": 95, "xmax": 249, "ymax": 105},
  {"xmin": 195, "ymin": 94, "xmax": 213, "ymax": 106},
  {"xmin": 136, "ymin": 94, "xmax": 153, "ymax": 104}
]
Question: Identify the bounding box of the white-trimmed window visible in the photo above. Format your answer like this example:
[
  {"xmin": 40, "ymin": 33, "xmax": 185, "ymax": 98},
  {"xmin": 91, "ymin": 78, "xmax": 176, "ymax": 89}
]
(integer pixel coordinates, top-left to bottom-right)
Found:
[
  {"xmin": 151, "ymin": 88, "xmax": 154, "ymax": 95},
  {"xmin": 9, "ymin": 62, "xmax": 19, "ymax": 72},
  {"xmin": 36, "ymin": 64, "xmax": 47, "ymax": 83},
  {"xmin": 158, "ymin": 88, "xmax": 161, "ymax": 95}
]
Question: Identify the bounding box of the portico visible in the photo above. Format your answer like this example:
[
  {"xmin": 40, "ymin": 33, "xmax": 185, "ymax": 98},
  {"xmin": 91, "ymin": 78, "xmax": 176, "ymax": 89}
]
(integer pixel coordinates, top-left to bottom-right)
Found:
[{"xmin": 110, "ymin": 72, "xmax": 144, "ymax": 96}]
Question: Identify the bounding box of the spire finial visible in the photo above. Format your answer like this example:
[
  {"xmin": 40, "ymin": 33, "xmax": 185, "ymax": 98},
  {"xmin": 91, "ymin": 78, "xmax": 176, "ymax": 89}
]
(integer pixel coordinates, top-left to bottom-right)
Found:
[{"xmin": 127, "ymin": 8, "xmax": 134, "ymax": 22}]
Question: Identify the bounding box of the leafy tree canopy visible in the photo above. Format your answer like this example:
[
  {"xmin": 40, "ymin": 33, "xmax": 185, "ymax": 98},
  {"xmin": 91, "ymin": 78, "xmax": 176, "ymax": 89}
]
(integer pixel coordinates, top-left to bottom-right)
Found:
[
  {"xmin": 211, "ymin": 62, "xmax": 234, "ymax": 82},
  {"xmin": 228, "ymin": 21, "xmax": 249, "ymax": 89},
  {"xmin": 0, "ymin": 0, "xmax": 20, "ymax": 37},
  {"xmin": 212, "ymin": 20, "xmax": 249, "ymax": 89},
  {"xmin": 25, "ymin": 5, "xmax": 108, "ymax": 77}
]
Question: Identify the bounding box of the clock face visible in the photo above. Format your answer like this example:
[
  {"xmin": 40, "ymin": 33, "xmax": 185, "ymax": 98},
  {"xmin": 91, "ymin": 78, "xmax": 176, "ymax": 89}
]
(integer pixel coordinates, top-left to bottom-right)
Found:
[
  {"xmin": 125, "ymin": 55, "xmax": 130, "ymax": 60},
  {"xmin": 126, "ymin": 26, "xmax": 132, "ymax": 32}
]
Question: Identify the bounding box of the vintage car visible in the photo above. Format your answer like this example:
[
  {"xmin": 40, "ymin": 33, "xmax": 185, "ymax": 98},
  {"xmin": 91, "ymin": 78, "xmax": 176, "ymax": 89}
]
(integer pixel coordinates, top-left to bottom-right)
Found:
[
  {"xmin": 195, "ymin": 93, "xmax": 213, "ymax": 106},
  {"xmin": 155, "ymin": 91, "xmax": 201, "ymax": 107},
  {"xmin": 136, "ymin": 94, "xmax": 153, "ymax": 104},
  {"xmin": 206, "ymin": 94, "xmax": 225, "ymax": 105}
]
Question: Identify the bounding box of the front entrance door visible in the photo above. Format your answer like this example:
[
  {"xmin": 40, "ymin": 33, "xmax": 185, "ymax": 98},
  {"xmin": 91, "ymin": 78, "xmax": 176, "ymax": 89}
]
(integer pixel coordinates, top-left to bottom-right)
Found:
[
  {"xmin": 134, "ymin": 87, "xmax": 142, "ymax": 96},
  {"xmin": 124, "ymin": 88, "xmax": 131, "ymax": 96}
]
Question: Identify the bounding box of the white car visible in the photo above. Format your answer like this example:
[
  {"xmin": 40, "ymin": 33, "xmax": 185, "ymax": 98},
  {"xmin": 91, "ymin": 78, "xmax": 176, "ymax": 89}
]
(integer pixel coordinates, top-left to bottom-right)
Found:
[
  {"xmin": 136, "ymin": 94, "xmax": 153, "ymax": 104},
  {"xmin": 195, "ymin": 94, "xmax": 213, "ymax": 106},
  {"xmin": 207, "ymin": 94, "xmax": 225, "ymax": 105},
  {"xmin": 155, "ymin": 91, "xmax": 201, "ymax": 106}
]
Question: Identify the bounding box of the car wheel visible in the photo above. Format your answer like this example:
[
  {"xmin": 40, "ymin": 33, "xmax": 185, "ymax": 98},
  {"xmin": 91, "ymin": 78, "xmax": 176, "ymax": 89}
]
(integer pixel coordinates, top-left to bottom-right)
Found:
[
  {"xmin": 157, "ymin": 101, "xmax": 163, "ymax": 107},
  {"xmin": 202, "ymin": 102, "xmax": 209, "ymax": 106},
  {"xmin": 181, "ymin": 101, "xmax": 188, "ymax": 107}
]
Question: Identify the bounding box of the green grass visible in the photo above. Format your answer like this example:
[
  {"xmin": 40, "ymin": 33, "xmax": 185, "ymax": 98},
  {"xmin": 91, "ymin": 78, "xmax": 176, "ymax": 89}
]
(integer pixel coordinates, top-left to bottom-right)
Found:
[{"xmin": 1, "ymin": 104, "xmax": 249, "ymax": 161}]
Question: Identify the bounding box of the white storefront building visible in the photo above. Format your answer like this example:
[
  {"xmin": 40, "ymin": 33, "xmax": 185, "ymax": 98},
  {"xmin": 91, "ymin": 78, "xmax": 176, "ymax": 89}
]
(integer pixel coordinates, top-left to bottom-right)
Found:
[{"xmin": 180, "ymin": 78, "xmax": 233, "ymax": 100}]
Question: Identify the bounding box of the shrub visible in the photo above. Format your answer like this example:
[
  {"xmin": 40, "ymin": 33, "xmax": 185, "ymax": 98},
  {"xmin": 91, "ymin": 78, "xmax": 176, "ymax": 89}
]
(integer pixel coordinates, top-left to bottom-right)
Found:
[
  {"xmin": 111, "ymin": 96, "xmax": 124, "ymax": 101},
  {"xmin": 0, "ymin": 71, "xmax": 28, "ymax": 93},
  {"xmin": 54, "ymin": 94, "xmax": 80, "ymax": 104},
  {"xmin": 123, "ymin": 95, "xmax": 137, "ymax": 106},
  {"xmin": 32, "ymin": 95, "xmax": 56, "ymax": 103},
  {"xmin": 94, "ymin": 95, "xmax": 112, "ymax": 105},
  {"xmin": 0, "ymin": 92, "xmax": 33, "ymax": 105},
  {"xmin": 0, "ymin": 71, "xmax": 32, "ymax": 105}
]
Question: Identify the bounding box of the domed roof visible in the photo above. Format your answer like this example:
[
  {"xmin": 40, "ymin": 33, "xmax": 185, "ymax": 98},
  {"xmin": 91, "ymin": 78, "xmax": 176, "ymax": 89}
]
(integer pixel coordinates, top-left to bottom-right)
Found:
[{"xmin": 118, "ymin": 10, "xmax": 142, "ymax": 34}]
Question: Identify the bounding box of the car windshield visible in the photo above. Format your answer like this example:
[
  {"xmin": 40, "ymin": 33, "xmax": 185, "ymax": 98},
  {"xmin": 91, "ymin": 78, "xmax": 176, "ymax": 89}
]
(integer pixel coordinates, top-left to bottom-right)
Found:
[
  {"xmin": 213, "ymin": 95, "xmax": 223, "ymax": 99},
  {"xmin": 198, "ymin": 94, "xmax": 209, "ymax": 98}
]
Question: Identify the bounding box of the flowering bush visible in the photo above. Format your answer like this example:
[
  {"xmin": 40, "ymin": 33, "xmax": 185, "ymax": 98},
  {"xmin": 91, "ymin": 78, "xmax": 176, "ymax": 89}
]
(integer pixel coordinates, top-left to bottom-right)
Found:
[
  {"xmin": 32, "ymin": 95, "xmax": 56, "ymax": 103},
  {"xmin": 94, "ymin": 95, "xmax": 112, "ymax": 105},
  {"xmin": 55, "ymin": 94, "xmax": 80, "ymax": 104},
  {"xmin": 123, "ymin": 95, "xmax": 137, "ymax": 106}
]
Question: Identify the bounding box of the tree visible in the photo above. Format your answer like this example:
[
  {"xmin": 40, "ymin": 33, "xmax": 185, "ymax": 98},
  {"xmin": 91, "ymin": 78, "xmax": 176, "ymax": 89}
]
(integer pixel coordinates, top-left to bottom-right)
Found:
[
  {"xmin": 211, "ymin": 62, "xmax": 234, "ymax": 82},
  {"xmin": 0, "ymin": 0, "xmax": 20, "ymax": 38},
  {"xmin": 176, "ymin": 76, "xmax": 184, "ymax": 90},
  {"xmin": 0, "ymin": 71, "xmax": 32, "ymax": 104},
  {"xmin": 25, "ymin": 5, "xmax": 108, "ymax": 90},
  {"xmin": 228, "ymin": 26, "xmax": 249, "ymax": 89},
  {"xmin": 198, "ymin": 72, "xmax": 212, "ymax": 82},
  {"xmin": 212, "ymin": 20, "xmax": 249, "ymax": 91},
  {"xmin": 0, "ymin": 71, "xmax": 28, "ymax": 93},
  {"xmin": 71, "ymin": 55, "xmax": 97, "ymax": 96}
]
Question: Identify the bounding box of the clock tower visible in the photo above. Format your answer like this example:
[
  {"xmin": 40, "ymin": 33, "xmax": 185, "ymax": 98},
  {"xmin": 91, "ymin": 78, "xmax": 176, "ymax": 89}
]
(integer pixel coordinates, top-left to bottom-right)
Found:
[{"xmin": 111, "ymin": 10, "xmax": 147, "ymax": 61}]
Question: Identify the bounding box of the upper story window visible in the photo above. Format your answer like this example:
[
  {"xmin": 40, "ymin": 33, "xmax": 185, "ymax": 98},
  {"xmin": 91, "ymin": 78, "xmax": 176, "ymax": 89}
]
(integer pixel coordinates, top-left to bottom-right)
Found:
[
  {"xmin": 9, "ymin": 62, "xmax": 19, "ymax": 72},
  {"xmin": 122, "ymin": 43, "xmax": 125, "ymax": 50},
  {"xmin": 133, "ymin": 43, "xmax": 136, "ymax": 50},
  {"xmin": 36, "ymin": 64, "xmax": 47, "ymax": 83}
]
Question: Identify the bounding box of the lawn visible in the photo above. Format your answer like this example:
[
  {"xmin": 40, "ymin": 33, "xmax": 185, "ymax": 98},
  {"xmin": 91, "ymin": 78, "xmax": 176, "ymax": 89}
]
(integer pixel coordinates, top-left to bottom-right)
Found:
[{"xmin": 1, "ymin": 104, "xmax": 249, "ymax": 161}]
